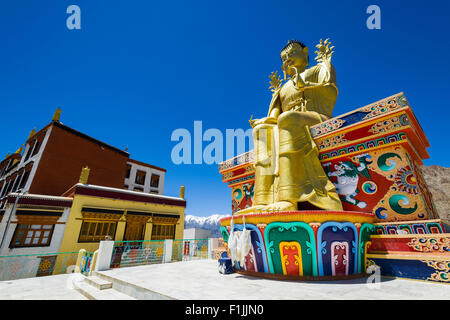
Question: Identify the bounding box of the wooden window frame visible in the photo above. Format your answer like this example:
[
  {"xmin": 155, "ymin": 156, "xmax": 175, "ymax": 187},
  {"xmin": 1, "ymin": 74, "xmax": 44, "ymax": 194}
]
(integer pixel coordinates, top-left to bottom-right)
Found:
[
  {"xmin": 135, "ymin": 170, "xmax": 146, "ymax": 185},
  {"xmin": 151, "ymin": 223, "xmax": 176, "ymax": 240},
  {"xmin": 77, "ymin": 220, "xmax": 118, "ymax": 243},
  {"xmin": 124, "ymin": 222, "xmax": 146, "ymax": 241},
  {"xmin": 10, "ymin": 224, "xmax": 55, "ymax": 248},
  {"xmin": 150, "ymin": 174, "xmax": 160, "ymax": 188}
]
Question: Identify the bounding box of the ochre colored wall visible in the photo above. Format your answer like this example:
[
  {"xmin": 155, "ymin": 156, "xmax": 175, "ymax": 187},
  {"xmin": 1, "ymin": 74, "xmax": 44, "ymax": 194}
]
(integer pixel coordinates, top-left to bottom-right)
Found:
[
  {"xmin": 29, "ymin": 124, "xmax": 129, "ymax": 196},
  {"xmin": 58, "ymin": 194, "xmax": 186, "ymax": 254}
]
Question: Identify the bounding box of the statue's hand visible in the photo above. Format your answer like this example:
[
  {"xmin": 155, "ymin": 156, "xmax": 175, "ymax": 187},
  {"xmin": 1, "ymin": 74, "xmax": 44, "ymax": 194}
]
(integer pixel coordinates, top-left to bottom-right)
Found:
[
  {"xmin": 249, "ymin": 117, "xmax": 276, "ymax": 128},
  {"xmin": 250, "ymin": 118, "xmax": 266, "ymax": 128},
  {"xmin": 293, "ymin": 104, "xmax": 306, "ymax": 112}
]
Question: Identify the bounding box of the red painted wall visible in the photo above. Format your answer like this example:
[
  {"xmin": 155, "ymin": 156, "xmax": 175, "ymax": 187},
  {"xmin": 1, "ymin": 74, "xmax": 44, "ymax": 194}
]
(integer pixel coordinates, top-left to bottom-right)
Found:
[{"xmin": 29, "ymin": 123, "xmax": 129, "ymax": 196}]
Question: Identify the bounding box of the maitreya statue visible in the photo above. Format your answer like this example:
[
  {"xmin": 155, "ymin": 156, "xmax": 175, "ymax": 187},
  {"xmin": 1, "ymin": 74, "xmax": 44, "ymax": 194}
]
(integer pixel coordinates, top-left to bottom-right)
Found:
[{"xmin": 238, "ymin": 39, "xmax": 343, "ymax": 214}]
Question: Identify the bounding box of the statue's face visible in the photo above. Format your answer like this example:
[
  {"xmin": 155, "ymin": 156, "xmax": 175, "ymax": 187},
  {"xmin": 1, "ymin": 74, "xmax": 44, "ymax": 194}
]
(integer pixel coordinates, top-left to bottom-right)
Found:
[{"xmin": 281, "ymin": 44, "xmax": 308, "ymax": 77}]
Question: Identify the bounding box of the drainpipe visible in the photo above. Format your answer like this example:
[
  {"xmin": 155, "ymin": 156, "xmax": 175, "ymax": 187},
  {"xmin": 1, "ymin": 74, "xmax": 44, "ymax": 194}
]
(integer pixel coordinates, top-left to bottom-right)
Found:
[{"xmin": 0, "ymin": 189, "xmax": 23, "ymax": 251}]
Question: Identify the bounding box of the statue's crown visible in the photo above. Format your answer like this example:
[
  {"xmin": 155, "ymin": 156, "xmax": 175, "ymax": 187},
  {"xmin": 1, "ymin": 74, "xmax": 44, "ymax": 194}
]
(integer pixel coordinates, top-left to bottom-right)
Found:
[{"xmin": 280, "ymin": 39, "xmax": 307, "ymax": 57}]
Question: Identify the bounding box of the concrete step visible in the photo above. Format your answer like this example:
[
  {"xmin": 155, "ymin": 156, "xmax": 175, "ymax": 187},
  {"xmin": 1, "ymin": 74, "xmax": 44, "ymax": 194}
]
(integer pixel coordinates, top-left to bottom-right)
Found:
[
  {"xmin": 83, "ymin": 275, "xmax": 112, "ymax": 290},
  {"xmin": 74, "ymin": 279, "xmax": 135, "ymax": 300},
  {"xmin": 94, "ymin": 271, "xmax": 175, "ymax": 300}
]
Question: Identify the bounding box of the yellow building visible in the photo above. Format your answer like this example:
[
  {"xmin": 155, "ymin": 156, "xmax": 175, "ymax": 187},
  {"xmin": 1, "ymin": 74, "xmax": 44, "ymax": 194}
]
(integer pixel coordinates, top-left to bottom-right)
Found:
[{"xmin": 58, "ymin": 182, "xmax": 186, "ymax": 255}]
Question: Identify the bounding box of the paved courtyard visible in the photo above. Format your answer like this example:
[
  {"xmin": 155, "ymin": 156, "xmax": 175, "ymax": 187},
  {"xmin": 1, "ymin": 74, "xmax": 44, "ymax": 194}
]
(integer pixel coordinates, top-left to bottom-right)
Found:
[
  {"xmin": 0, "ymin": 273, "xmax": 86, "ymax": 300},
  {"xmin": 0, "ymin": 259, "xmax": 448, "ymax": 300},
  {"xmin": 96, "ymin": 260, "xmax": 449, "ymax": 300}
]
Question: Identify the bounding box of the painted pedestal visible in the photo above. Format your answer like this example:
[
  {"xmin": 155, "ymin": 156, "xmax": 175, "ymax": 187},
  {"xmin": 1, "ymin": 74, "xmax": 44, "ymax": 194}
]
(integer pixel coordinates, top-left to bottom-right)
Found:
[{"xmin": 218, "ymin": 93, "xmax": 449, "ymax": 282}]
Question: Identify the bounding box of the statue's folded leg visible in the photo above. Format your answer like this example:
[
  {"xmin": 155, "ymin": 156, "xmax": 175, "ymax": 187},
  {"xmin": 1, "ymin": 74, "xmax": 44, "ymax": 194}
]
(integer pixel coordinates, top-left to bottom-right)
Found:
[
  {"xmin": 277, "ymin": 110, "xmax": 343, "ymax": 211},
  {"xmin": 234, "ymin": 123, "xmax": 276, "ymax": 214}
]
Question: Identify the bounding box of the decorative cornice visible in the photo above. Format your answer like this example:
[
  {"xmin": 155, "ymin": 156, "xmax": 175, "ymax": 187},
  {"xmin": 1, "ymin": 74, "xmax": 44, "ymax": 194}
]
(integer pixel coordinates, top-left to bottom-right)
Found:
[
  {"xmin": 219, "ymin": 210, "xmax": 375, "ymax": 226},
  {"xmin": 7, "ymin": 193, "xmax": 73, "ymax": 208},
  {"xmin": 74, "ymin": 184, "xmax": 186, "ymax": 208},
  {"xmin": 127, "ymin": 159, "xmax": 167, "ymax": 172}
]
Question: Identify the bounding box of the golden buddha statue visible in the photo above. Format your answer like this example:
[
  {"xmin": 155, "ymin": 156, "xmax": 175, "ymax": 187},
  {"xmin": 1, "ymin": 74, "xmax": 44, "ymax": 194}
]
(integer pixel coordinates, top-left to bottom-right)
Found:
[{"xmin": 239, "ymin": 39, "xmax": 343, "ymax": 214}]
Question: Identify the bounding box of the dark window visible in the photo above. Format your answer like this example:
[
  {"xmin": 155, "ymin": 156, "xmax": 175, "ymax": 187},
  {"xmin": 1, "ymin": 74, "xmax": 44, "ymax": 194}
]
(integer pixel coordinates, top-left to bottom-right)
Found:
[
  {"xmin": 0, "ymin": 181, "xmax": 8, "ymax": 197},
  {"xmin": 135, "ymin": 170, "xmax": 146, "ymax": 185},
  {"xmin": 150, "ymin": 174, "xmax": 160, "ymax": 188},
  {"xmin": 18, "ymin": 171, "xmax": 30, "ymax": 191},
  {"xmin": 125, "ymin": 165, "xmax": 131, "ymax": 179},
  {"xmin": 3, "ymin": 180, "xmax": 13, "ymax": 197},
  {"xmin": 133, "ymin": 186, "xmax": 144, "ymax": 192},
  {"xmin": 11, "ymin": 176, "xmax": 20, "ymax": 192},
  {"xmin": 23, "ymin": 144, "xmax": 32, "ymax": 162},
  {"xmin": 4, "ymin": 160, "xmax": 11, "ymax": 172},
  {"xmin": 31, "ymin": 140, "xmax": 41, "ymax": 157},
  {"xmin": 10, "ymin": 224, "xmax": 54, "ymax": 248}
]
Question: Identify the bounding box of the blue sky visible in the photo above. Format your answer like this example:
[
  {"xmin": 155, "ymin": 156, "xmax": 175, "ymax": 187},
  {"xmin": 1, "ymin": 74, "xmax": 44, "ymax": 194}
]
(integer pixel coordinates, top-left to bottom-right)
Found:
[{"xmin": 1, "ymin": 1, "xmax": 449, "ymax": 217}]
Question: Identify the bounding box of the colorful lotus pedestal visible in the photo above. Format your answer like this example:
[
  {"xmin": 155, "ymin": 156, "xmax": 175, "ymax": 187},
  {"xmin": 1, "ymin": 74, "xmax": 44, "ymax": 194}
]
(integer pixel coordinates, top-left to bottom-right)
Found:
[
  {"xmin": 219, "ymin": 93, "xmax": 450, "ymax": 282},
  {"xmin": 220, "ymin": 210, "xmax": 375, "ymax": 279}
]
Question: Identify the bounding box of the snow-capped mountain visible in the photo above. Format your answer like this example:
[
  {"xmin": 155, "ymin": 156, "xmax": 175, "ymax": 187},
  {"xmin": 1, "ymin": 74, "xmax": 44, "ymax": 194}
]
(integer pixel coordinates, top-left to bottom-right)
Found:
[{"xmin": 184, "ymin": 214, "xmax": 229, "ymax": 238}]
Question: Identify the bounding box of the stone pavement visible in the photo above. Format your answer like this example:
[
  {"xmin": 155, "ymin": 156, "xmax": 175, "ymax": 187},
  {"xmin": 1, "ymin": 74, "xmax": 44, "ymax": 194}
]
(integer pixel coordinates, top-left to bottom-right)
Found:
[
  {"xmin": 0, "ymin": 273, "xmax": 87, "ymax": 300},
  {"xmin": 0, "ymin": 260, "xmax": 448, "ymax": 300},
  {"xmin": 95, "ymin": 259, "xmax": 449, "ymax": 300}
]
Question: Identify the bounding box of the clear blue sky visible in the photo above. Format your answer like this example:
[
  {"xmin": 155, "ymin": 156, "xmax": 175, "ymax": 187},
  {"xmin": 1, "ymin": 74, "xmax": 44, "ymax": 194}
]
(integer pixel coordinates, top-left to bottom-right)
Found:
[{"xmin": 1, "ymin": 1, "xmax": 449, "ymax": 217}]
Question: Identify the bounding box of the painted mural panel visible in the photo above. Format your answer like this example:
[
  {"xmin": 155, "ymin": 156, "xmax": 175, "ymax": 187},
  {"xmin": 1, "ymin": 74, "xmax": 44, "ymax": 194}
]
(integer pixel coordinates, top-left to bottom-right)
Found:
[
  {"xmin": 264, "ymin": 222, "xmax": 317, "ymax": 276},
  {"xmin": 367, "ymin": 258, "xmax": 450, "ymax": 283},
  {"xmin": 323, "ymin": 146, "xmax": 434, "ymax": 223},
  {"xmin": 231, "ymin": 182, "xmax": 254, "ymax": 213},
  {"xmin": 279, "ymin": 241, "xmax": 303, "ymax": 276},
  {"xmin": 317, "ymin": 222, "xmax": 358, "ymax": 276},
  {"xmin": 330, "ymin": 241, "xmax": 349, "ymax": 276}
]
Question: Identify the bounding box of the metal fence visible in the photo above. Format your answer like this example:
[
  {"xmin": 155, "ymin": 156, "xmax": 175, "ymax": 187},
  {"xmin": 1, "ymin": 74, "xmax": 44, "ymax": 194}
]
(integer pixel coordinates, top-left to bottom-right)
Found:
[
  {"xmin": 110, "ymin": 239, "xmax": 213, "ymax": 268},
  {"xmin": 0, "ymin": 238, "xmax": 223, "ymax": 280},
  {"xmin": 0, "ymin": 251, "xmax": 79, "ymax": 281},
  {"xmin": 79, "ymin": 251, "xmax": 94, "ymax": 276},
  {"xmin": 110, "ymin": 240, "xmax": 166, "ymax": 268},
  {"xmin": 172, "ymin": 239, "xmax": 209, "ymax": 261}
]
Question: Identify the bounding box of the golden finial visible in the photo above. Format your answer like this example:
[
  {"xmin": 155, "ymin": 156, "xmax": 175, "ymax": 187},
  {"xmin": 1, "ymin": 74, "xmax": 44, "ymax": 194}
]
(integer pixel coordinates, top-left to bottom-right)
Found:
[
  {"xmin": 15, "ymin": 147, "xmax": 23, "ymax": 155},
  {"xmin": 28, "ymin": 128, "xmax": 37, "ymax": 140},
  {"xmin": 79, "ymin": 166, "xmax": 90, "ymax": 184},
  {"xmin": 179, "ymin": 185, "xmax": 185, "ymax": 199},
  {"xmin": 52, "ymin": 108, "xmax": 62, "ymax": 122}
]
